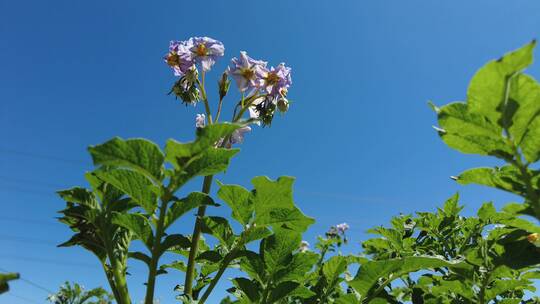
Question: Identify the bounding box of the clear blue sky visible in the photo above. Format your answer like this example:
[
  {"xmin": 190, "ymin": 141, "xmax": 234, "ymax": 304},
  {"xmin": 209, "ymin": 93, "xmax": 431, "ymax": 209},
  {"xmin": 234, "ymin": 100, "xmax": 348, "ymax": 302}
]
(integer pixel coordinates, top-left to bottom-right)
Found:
[{"xmin": 2, "ymin": 1, "xmax": 540, "ymax": 303}]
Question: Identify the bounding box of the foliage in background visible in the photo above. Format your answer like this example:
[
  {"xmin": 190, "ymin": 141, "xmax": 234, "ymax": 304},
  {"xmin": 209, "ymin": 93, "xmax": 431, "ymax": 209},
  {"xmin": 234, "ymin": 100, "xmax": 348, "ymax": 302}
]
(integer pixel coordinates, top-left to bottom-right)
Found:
[
  {"xmin": 362, "ymin": 195, "xmax": 540, "ymax": 303},
  {"xmin": 46, "ymin": 282, "xmax": 113, "ymax": 304}
]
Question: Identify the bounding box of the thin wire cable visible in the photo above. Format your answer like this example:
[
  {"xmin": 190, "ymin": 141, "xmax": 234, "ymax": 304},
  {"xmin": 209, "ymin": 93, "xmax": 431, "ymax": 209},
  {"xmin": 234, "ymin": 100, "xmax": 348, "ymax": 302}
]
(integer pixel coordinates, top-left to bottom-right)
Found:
[
  {"xmin": 6, "ymin": 293, "xmax": 42, "ymax": 304},
  {"xmin": 0, "ymin": 267, "xmax": 54, "ymax": 294},
  {"xmin": 0, "ymin": 147, "xmax": 85, "ymax": 166},
  {"xmin": 0, "ymin": 234, "xmax": 58, "ymax": 246},
  {"xmin": 0, "ymin": 255, "xmax": 98, "ymax": 269}
]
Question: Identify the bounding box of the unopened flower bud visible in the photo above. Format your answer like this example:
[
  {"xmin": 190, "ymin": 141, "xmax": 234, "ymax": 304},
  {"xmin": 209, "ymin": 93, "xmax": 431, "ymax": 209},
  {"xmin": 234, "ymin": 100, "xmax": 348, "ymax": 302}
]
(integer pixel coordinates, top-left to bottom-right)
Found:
[
  {"xmin": 218, "ymin": 72, "xmax": 231, "ymax": 100},
  {"xmin": 195, "ymin": 114, "xmax": 206, "ymax": 129},
  {"xmin": 277, "ymin": 98, "xmax": 289, "ymax": 113}
]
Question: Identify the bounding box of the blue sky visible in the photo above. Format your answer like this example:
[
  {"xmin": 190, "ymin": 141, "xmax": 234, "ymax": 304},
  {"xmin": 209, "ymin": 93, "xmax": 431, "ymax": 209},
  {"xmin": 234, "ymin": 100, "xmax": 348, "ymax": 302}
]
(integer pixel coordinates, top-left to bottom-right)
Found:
[{"xmin": 2, "ymin": 0, "xmax": 540, "ymax": 303}]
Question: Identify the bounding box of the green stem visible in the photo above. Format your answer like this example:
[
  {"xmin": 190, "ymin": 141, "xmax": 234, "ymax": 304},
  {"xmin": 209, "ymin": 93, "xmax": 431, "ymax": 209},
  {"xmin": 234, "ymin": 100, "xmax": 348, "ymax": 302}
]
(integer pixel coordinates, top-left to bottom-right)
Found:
[
  {"xmin": 184, "ymin": 175, "xmax": 214, "ymax": 298},
  {"xmin": 144, "ymin": 197, "xmax": 170, "ymax": 304},
  {"xmin": 102, "ymin": 230, "xmax": 130, "ymax": 304},
  {"xmin": 512, "ymin": 155, "xmax": 540, "ymax": 219},
  {"xmin": 198, "ymin": 249, "xmax": 237, "ymax": 303},
  {"xmin": 101, "ymin": 262, "xmax": 121, "ymax": 302}
]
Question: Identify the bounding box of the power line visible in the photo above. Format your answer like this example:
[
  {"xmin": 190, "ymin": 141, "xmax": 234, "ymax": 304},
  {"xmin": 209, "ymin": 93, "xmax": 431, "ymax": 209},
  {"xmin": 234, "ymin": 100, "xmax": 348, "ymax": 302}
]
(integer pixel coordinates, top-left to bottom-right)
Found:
[
  {"xmin": 0, "ymin": 255, "xmax": 98, "ymax": 269},
  {"xmin": 0, "ymin": 147, "xmax": 86, "ymax": 166},
  {"xmin": 0, "ymin": 176, "xmax": 67, "ymax": 189},
  {"xmin": 0, "ymin": 216, "xmax": 57, "ymax": 227},
  {"xmin": 0, "ymin": 234, "xmax": 58, "ymax": 246},
  {"xmin": 5, "ymin": 293, "xmax": 42, "ymax": 304},
  {"xmin": 0, "ymin": 267, "xmax": 54, "ymax": 294}
]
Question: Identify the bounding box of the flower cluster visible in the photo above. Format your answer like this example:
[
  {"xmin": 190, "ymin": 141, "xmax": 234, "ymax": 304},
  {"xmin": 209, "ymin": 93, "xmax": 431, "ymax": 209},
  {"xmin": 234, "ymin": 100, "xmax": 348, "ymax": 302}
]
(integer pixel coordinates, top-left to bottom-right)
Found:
[
  {"xmin": 165, "ymin": 37, "xmax": 225, "ymax": 76},
  {"xmin": 325, "ymin": 222, "xmax": 349, "ymax": 246},
  {"xmin": 299, "ymin": 240, "xmax": 310, "ymax": 253},
  {"xmin": 165, "ymin": 37, "xmax": 225, "ymax": 105},
  {"xmin": 228, "ymin": 52, "xmax": 292, "ymax": 125},
  {"xmin": 167, "ymin": 36, "xmax": 293, "ymax": 145}
]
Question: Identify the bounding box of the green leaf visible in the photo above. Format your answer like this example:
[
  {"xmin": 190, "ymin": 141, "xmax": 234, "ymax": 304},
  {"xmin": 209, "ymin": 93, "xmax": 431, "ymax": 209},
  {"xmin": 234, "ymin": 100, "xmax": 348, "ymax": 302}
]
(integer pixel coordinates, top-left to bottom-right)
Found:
[
  {"xmin": 238, "ymin": 226, "xmax": 272, "ymax": 246},
  {"xmin": 349, "ymin": 256, "xmax": 472, "ymax": 299},
  {"xmin": 252, "ymin": 176, "xmax": 314, "ymax": 232},
  {"xmin": 196, "ymin": 250, "xmax": 223, "ymax": 263},
  {"xmin": 88, "ymin": 137, "xmax": 165, "ymax": 182},
  {"xmin": 261, "ymin": 230, "xmax": 301, "ymax": 276},
  {"xmin": 519, "ymin": 108, "xmax": 540, "ymax": 163},
  {"xmin": 57, "ymin": 187, "xmax": 97, "ymax": 208},
  {"xmin": 94, "ymin": 169, "xmax": 159, "ymax": 214},
  {"xmin": 165, "ymin": 123, "xmax": 240, "ymax": 166},
  {"xmin": 217, "ymin": 183, "xmax": 254, "ymax": 225},
  {"xmin": 252, "ymin": 176, "xmax": 295, "ymax": 210},
  {"xmin": 467, "ymin": 40, "xmax": 536, "ymax": 126},
  {"xmin": 232, "ymin": 278, "xmax": 260, "ymax": 302},
  {"xmin": 159, "ymin": 234, "xmax": 191, "ymax": 256},
  {"xmin": 268, "ymin": 281, "xmax": 300, "ymax": 303},
  {"xmin": 239, "ymin": 251, "xmax": 265, "ymax": 284},
  {"xmin": 277, "ymin": 251, "xmax": 319, "ymax": 283},
  {"xmin": 455, "ymin": 165, "xmax": 527, "ymax": 197},
  {"xmin": 129, "ymin": 251, "xmax": 151, "ymax": 266},
  {"xmin": 200, "ymin": 216, "xmax": 236, "ymax": 249},
  {"xmin": 435, "ymin": 102, "xmax": 512, "ymax": 158},
  {"xmin": 477, "ymin": 202, "xmax": 498, "ymax": 222},
  {"xmin": 257, "ymin": 207, "xmax": 315, "ymax": 232},
  {"xmin": 323, "ymin": 255, "xmax": 348, "ymax": 286},
  {"xmin": 112, "ymin": 213, "xmax": 153, "ymax": 249},
  {"xmin": 164, "ymin": 192, "xmax": 217, "ymax": 230}
]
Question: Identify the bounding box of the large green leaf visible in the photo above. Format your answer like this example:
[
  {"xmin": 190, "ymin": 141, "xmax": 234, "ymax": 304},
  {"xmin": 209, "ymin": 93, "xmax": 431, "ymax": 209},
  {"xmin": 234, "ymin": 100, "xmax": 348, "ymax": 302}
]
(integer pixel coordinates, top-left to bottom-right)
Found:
[
  {"xmin": 455, "ymin": 165, "xmax": 529, "ymax": 197},
  {"xmin": 217, "ymin": 183, "xmax": 254, "ymax": 225},
  {"xmin": 261, "ymin": 230, "xmax": 301, "ymax": 277},
  {"xmin": 434, "ymin": 102, "xmax": 512, "ymax": 158},
  {"xmin": 252, "ymin": 176, "xmax": 314, "ymax": 232},
  {"xmin": 164, "ymin": 192, "xmax": 217, "ymax": 230},
  {"xmin": 112, "ymin": 212, "xmax": 153, "ymax": 249},
  {"xmin": 467, "ymin": 41, "xmax": 536, "ymax": 126},
  {"xmin": 348, "ymin": 256, "xmax": 472, "ymax": 299},
  {"xmin": 276, "ymin": 251, "xmax": 319, "ymax": 283},
  {"xmin": 88, "ymin": 137, "xmax": 165, "ymax": 182},
  {"xmin": 94, "ymin": 168, "xmax": 159, "ymax": 214},
  {"xmin": 200, "ymin": 216, "xmax": 236, "ymax": 249}
]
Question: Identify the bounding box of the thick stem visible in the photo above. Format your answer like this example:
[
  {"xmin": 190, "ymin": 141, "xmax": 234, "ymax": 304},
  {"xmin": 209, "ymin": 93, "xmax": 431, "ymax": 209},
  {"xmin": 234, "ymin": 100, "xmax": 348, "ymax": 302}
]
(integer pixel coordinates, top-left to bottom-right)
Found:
[
  {"xmin": 184, "ymin": 175, "xmax": 214, "ymax": 298},
  {"xmin": 111, "ymin": 264, "xmax": 130, "ymax": 304},
  {"xmin": 144, "ymin": 198, "xmax": 170, "ymax": 304},
  {"xmin": 102, "ymin": 231, "xmax": 131, "ymax": 304},
  {"xmin": 102, "ymin": 262, "xmax": 121, "ymax": 302}
]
